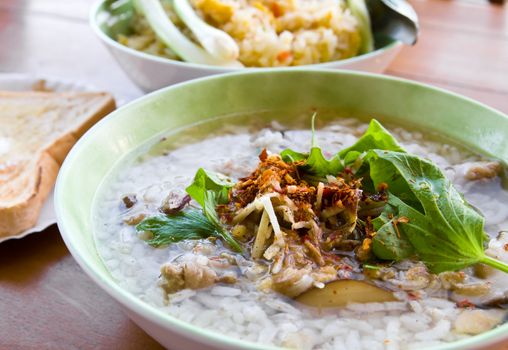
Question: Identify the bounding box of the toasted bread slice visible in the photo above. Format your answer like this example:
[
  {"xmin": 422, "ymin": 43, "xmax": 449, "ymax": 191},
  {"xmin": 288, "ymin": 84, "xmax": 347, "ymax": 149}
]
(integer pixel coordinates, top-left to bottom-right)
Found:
[{"xmin": 0, "ymin": 91, "xmax": 116, "ymax": 238}]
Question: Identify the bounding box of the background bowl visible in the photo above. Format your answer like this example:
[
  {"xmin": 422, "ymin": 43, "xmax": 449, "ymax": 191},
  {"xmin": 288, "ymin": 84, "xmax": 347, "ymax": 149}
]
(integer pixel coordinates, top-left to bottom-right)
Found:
[
  {"xmin": 90, "ymin": 0, "xmax": 403, "ymax": 92},
  {"xmin": 56, "ymin": 69, "xmax": 508, "ymax": 350}
]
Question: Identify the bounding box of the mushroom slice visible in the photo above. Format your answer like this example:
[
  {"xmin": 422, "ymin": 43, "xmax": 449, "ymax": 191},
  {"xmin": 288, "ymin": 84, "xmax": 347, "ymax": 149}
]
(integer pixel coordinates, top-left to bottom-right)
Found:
[{"xmin": 295, "ymin": 280, "xmax": 396, "ymax": 308}]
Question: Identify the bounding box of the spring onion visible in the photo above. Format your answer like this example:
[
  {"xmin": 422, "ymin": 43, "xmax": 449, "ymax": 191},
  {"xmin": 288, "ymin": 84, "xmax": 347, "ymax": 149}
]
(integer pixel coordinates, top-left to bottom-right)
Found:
[
  {"xmin": 133, "ymin": 0, "xmax": 242, "ymax": 67},
  {"xmin": 173, "ymin": 0, "xmax": 239, "ymax": 61}
]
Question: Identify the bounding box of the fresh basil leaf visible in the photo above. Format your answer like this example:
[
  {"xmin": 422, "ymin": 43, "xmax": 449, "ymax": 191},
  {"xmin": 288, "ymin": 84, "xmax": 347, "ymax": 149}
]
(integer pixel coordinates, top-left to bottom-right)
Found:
[
  {"xmin": 339, "ymin": 119, "xmax": 405, "ymax": 158},
  {"xmin": 367, "ymin": 150, "xmax": 507, "ymax": 273},
  {"xmin": 185, "ymin": 168, "xmax": 234, "ymax": 206},
  {"xmin": 136, "ymin": 210, "xmax": 220, "ymax": 247}
]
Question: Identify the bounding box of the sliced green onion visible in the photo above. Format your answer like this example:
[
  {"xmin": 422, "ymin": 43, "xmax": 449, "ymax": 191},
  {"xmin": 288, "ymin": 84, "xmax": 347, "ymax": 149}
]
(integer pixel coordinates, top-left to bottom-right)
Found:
[
  {"xmin": 133, "ymin": 0, "xmax": 243, "ymax": 67},
  {"xmin": 173, "ymin": 0, "xmax": 239, "ymax": 61},
  {"xmin": 347, "ymin": 0, "xmax": 374, "ymax": 54}
]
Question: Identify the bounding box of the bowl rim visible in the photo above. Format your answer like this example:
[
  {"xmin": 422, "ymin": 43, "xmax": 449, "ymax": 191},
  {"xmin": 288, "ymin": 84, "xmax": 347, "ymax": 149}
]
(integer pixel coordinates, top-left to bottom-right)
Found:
[
  {"xmin": 89, "ymin": 0, "xmax": 403, "ymax": 72},
  {"xmin": 56, "ymin": 68, "xmax": 508, "ymax": 350}
]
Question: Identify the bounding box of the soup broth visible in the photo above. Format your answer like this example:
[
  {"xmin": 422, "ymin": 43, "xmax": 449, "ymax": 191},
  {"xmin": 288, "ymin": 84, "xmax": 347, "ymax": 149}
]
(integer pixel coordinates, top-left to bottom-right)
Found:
[{"xmin": 93, "ymin": 114, "xmax": 508, "ymax": 350}]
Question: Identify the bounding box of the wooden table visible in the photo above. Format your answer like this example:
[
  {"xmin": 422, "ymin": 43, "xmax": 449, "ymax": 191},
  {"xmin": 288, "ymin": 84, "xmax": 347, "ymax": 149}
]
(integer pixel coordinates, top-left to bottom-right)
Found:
[{"xmin": 0, "ymin": 1, "xmax": 507, "ymax": 349}]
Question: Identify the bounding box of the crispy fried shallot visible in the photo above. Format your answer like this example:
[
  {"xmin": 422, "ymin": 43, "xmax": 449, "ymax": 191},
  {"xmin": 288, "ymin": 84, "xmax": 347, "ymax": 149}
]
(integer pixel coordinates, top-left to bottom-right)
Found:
[{"xmin": 218, "ymin": 149, "xmax": 384, "ymax": 297}]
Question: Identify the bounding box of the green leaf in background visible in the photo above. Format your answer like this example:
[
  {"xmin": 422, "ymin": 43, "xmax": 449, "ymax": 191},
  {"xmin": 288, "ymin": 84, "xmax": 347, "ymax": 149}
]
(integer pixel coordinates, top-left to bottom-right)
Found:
[{"xmin": 185, "ymin": 168, "xmax": 234, "ymax": 207}]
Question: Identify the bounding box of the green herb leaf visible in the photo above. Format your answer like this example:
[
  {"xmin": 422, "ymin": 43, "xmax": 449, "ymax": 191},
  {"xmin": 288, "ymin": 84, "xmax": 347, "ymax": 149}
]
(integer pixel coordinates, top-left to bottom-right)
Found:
[
  {"xmin": 368, "ymin": 150, "xmax": 508, "ymax": 273},
  {"xmin": 138, "ymin": 168, "xmax": 243, "ymax": 252},
  {"xmin": 185, "ymin": 168, "xmax": 241, "ymax": 252},
  {"xmin": 304, "ymin": 148, "xmax": 343, "ymax": 182},
  {"xmin": 136, "ymin": 210, "xmax": 220, "ymax": 247},
  {"xmin": 339, "ymin": 119, "xmax": 405, "ymax": 158},
  {"xmin": 137, "ymin": 206, "xmax": 242, "ymax": 252},
  {"xmin": 366, "ymin": 150, "xmax": 421, "ymax": 211},
  {"xmin": 185, "ymin": 168, "xmax": 234, "ymax": 207},
  {"xmin": 280, "ymin": 149, "xmax": 307, "ymax": 163},
  {"xmin": 203, "ymin": 190, "xmax": 243, "ymax": 252},
  {"xmin": 281, "ymin": 114, "xmax": 343, "ymax": 182},
  {"xmin": 371, "ymin": 199, "xmax": 415, "ymax": 261},
  {"xmin": 281, "ymin": 147, "xmax": 342, "ymax": 181},
  {"xmin": 340, "ymin": 119, "xmax": 407, "ymax": 191},
  {"xmin": 342, "ymin": 150, "xmax": 363, "ymax": 168}
]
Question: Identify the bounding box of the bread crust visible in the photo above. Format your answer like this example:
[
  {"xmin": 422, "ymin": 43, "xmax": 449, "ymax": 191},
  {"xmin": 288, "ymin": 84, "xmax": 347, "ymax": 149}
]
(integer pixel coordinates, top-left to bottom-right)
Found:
[
  {"xmin": 0, "ymin": 152, "xmax": 59, "ymax": 238},
  {"xmin": 0, "ymin": 91, "xmax": 116, "ymax": 238}
]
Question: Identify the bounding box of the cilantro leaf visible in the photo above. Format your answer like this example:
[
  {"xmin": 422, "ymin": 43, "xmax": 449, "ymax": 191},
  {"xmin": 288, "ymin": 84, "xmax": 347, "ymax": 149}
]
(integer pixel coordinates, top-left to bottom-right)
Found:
[
  {"xmin": 136, "ymin": 168, "xmax": 242, "ymax": 252},
  {"xmin": 136, "ymin": 210, "xmax": 221, "ymax": 247}
]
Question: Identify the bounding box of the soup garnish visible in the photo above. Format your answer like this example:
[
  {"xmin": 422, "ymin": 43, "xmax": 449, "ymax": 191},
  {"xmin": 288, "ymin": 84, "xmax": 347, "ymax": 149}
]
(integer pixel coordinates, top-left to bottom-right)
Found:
[
  {"xmin": 96, "ymin": 116, "xmax": 508, "ymax": 348},
  {"xmin": 134, "ymin": 118, "xmax": 508, "ymax": 301}
]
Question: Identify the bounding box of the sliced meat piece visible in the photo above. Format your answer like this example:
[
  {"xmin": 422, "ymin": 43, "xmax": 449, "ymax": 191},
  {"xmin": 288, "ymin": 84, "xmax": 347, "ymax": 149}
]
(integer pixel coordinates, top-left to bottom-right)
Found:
[
  {"xmin": 160, "ymin": 261, "xmax": 219, "ymax": 294},
  {"xmin": 454, "ymin": 309, "xmax": 506, "ymax": 335},
  {"xmin": 465, "ymin": 161, "xmax": 502, "ymax": 181}
]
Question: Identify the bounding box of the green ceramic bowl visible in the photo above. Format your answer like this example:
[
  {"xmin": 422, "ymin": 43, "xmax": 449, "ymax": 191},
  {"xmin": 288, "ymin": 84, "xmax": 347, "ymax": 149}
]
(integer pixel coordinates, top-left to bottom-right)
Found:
[{"xmin": 55, "ymin": 69, "xmax": 508, "ymax": 350}]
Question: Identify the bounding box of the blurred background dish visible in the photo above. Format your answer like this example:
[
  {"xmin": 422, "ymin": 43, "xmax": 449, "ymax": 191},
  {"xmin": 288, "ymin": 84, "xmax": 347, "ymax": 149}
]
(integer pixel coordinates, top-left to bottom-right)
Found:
[{"xmin": 91, "ymin": 0, "xmax": 407, "ymax": 91}]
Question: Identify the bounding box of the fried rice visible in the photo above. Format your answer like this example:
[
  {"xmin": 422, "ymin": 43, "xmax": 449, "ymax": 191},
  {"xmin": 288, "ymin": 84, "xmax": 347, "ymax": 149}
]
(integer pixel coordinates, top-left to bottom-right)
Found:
[{"xmin": 118, "ymin": 0, "xmax": 363, "ymax": 67}]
